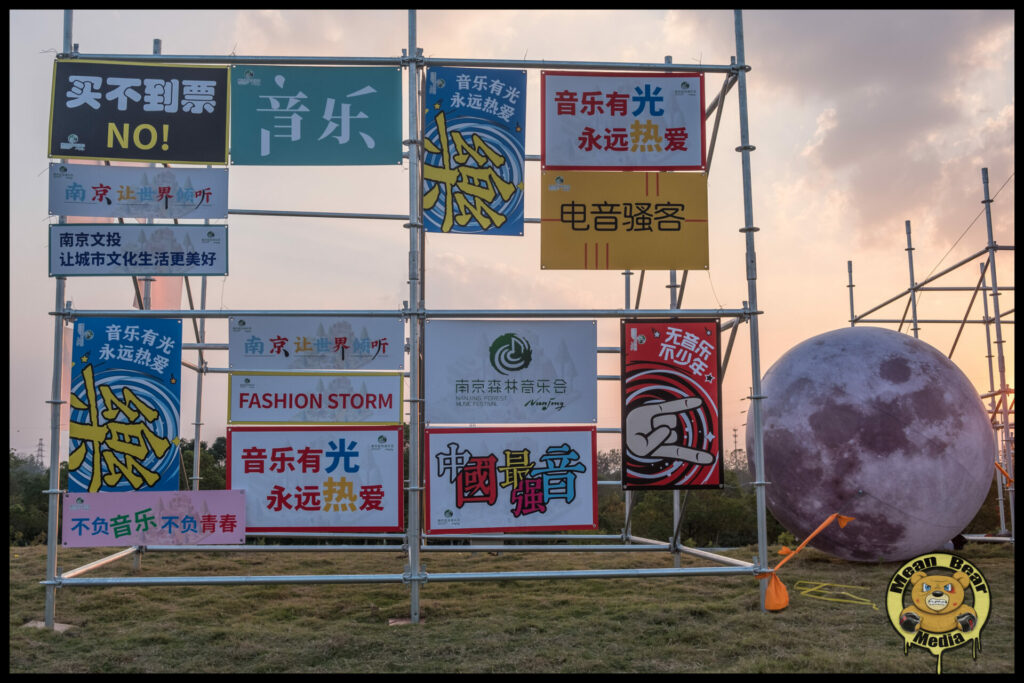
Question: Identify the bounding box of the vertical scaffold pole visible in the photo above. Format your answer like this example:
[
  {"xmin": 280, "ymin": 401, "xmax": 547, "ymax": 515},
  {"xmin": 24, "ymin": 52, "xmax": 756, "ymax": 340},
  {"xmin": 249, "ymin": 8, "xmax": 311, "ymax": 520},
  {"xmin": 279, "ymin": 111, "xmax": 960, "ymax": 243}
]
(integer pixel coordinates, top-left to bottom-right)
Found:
[
  {"xmin": 665, "ymin": 43, "xmax": 682, "ymax": 563},
  {"xmin": 979, "ymin": 262, "xmax": 1009, "ymax": 535},
  {"xmin": 668, "ymin": 264, "xmax": 682, "ymax": 568},
  {"xmin": 904, "ymin": 220, "xmax": 920, "ymax": 338},
  {"xmin": 191, "ymin": 276, "xmax": 208, "ymax": 492},
  {"xmin": 139, "ymin": 40, "xmax": 160, "ymax": 311},
  {"xmin": 406, "ymin": 9, "xmax": 424, "ymax": 623},
  {"xmin": 847, "ymin": 261, "xmax": 855, "ymax": 326},
  {"xmin": 44, "ymin": 8, "xmax": 74, "ymax": 630},
  {"xmin": 732, "ymin": 10, "xmax": 770, "ymax": 609},
  {"xmin": 669, "ymin": 267, "xmax": 681, "ymax": 567},
  {"xmin": 980, "ymin": 167, "xmax": 1014, "ymax": 540},
  {"xmin": 45, "ymin": 287, "xmax": 67, "ymax": 628},
  {"xmin": 622, "ymin": 270, "xmax": 633, "ymax": 544}
]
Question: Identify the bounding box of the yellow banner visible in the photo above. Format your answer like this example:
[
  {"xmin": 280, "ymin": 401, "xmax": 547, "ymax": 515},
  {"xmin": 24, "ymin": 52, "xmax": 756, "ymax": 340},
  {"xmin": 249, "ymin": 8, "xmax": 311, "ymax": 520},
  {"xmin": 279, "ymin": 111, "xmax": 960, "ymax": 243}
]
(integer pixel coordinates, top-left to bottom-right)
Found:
[{"xmin": 540, "ymin": 171, "xmax": 709, "ymax": 270}]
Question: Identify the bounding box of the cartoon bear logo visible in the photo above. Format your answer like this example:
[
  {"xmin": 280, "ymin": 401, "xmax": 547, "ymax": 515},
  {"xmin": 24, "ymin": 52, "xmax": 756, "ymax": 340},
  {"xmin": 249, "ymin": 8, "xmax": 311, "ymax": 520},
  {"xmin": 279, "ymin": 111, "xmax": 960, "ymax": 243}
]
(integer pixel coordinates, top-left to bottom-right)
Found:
[
  {"xmin": 887, "ymin": 553, "xmax": 991, "ymax": 674},
  {"xmin": 898, "ymin": 570, "xmax": 978, "ymax": 634}
]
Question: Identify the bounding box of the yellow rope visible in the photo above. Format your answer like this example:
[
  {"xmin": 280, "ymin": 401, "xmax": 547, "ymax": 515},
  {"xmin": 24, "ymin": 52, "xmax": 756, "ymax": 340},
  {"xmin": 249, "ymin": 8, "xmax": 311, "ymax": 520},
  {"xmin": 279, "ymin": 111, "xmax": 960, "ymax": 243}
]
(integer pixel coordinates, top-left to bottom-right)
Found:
[{"xmin": 793, "ymin": 580, "xmax": 879, "ymax": 611}]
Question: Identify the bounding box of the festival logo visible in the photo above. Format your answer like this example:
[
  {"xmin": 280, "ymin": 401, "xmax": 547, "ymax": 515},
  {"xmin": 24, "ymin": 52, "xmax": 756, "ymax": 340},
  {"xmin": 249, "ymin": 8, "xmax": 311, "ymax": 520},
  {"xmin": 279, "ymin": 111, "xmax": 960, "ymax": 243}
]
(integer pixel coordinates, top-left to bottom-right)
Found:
[
  {"xmin": 489, "ymin": 333, "xmax": 532, "ymax": 375},
  {"xmin": 886, "ymin": 552, "xmax": 991, "ymax": 673},
  {"xmin": 423, "ymin": 319, "xmax": 596, "ymax": 425}
]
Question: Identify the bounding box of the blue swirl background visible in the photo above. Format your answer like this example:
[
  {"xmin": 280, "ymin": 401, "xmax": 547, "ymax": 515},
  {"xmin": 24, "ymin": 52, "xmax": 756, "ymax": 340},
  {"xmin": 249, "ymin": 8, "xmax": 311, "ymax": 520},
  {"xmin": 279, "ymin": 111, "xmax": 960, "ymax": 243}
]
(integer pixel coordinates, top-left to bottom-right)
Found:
[
  {"xmin": 423, "ymin": 67, "xmax": 526, "ymax": 236},
  {"xmin": 67, "ymin": 318, "xmax": 181, "ymax": 492}
]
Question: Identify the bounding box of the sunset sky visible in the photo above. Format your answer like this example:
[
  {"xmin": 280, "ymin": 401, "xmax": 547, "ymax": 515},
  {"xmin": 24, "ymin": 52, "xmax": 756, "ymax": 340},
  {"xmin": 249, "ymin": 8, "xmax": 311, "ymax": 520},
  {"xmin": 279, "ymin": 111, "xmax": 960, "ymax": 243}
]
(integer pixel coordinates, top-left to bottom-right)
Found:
[{"xmin": 9, "ymin": 10, "xmax": 1014, "ymax": 464}]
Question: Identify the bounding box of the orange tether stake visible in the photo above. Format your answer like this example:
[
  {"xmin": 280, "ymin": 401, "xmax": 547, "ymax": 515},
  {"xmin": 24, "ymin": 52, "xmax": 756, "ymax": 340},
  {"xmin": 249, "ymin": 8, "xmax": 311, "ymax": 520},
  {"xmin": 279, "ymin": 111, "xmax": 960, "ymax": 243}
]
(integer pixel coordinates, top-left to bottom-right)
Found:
[{"xmin": 756, "ymin": 513, "xmax": 856, "ymax": 611}]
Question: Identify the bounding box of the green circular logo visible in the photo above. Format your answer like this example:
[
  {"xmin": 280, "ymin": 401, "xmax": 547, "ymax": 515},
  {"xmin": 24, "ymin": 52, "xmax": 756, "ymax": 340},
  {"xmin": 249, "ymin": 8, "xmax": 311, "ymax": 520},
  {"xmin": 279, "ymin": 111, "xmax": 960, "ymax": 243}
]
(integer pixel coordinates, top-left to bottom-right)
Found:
[{"xmin": 489, "ymin": 333, "xmax": 532, "ymax": 375}]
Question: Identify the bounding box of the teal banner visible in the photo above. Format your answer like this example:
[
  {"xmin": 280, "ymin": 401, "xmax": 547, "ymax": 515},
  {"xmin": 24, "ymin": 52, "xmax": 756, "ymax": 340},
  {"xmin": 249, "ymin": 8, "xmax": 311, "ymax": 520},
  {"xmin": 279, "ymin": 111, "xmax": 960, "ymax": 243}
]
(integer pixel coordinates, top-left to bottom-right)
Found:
[{"xmin": 229, "ymin": 65, "xmax": 402, "ymax": 165}]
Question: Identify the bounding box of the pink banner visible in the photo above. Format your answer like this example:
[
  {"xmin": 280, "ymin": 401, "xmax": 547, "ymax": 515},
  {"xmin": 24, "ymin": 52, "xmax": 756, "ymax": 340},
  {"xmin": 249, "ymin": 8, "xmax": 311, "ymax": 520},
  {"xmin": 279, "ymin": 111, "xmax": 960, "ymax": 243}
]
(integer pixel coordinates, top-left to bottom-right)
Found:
[{"xmin": 62, "ymin": 490, "xmax": 246, "ymax": 547}]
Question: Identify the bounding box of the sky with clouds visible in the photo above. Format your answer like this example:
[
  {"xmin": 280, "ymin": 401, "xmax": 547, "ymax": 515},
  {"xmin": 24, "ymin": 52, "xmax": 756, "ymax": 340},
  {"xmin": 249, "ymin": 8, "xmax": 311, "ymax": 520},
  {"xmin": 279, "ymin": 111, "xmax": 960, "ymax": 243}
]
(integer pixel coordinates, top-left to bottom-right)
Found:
[{"xmin": 9, "ymin": 10, "xmax": 1014, "ymax": 464}]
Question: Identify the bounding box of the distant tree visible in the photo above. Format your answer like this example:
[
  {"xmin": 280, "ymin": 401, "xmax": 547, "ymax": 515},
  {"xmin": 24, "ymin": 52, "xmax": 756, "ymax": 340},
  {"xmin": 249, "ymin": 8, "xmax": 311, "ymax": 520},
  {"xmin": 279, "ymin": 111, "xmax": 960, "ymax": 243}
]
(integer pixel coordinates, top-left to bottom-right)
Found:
[
  {"xmin": 592, "ymin": 457, "xmax": 788, "ymax": 547},
  {"xmin": 9, "ymin": 449, "xmax": 50, "ymax": 545},
  {"xmin": 723, "ymin": 445, "xmax": 747, "ymax": 472},
  {"xmin": 596, "ymin": 448, "xmax": 622, "ymax": 480},
  {"xmin": 177, "ymin": 438, "xmax": 227, "ymax": 490},
  {"xmin": 209, "ymin": 436, "xmax": 227, "ymax": 466},
  {"xmin": 629, "ymin": 490, "xmax": 675, "ymax": 542},
  {"xmin": 962, "ymin": 478, "xmax": 1012, "ymax": 536}
]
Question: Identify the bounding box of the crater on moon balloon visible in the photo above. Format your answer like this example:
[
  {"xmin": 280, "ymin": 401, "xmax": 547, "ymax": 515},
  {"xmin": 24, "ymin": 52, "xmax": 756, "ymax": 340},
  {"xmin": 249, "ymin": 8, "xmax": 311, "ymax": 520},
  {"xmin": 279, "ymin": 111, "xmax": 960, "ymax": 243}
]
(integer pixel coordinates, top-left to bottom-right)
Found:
[{"xmin": 879, "ymin": 355, "xmax": 911, "ymax": 384}]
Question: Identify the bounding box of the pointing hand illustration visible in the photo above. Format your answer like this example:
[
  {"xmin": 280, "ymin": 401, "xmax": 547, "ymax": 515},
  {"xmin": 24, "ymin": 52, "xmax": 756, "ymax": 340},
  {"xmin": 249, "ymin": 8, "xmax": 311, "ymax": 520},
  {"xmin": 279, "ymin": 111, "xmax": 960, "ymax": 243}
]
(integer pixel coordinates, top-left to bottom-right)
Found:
[{"xmin": 626, "ymin": 397, "xmax": 715, "ymax": 465}]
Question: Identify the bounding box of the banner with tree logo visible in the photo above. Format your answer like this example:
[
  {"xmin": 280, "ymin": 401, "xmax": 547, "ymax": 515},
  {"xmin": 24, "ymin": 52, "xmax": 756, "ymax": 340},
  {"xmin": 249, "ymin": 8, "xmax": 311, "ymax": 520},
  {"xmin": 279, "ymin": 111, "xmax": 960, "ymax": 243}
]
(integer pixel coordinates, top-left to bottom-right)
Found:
[{"xmin": 424, "ymin": 319, "xmax": 597, "ymax": 425}]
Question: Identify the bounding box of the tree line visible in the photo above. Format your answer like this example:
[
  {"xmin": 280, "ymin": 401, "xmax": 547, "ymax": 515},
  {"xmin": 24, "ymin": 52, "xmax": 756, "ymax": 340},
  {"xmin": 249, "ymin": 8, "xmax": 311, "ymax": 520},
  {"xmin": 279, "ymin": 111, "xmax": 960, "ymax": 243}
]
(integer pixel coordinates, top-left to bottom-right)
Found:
[
  {"xmin": 10, "ymin": 442, "xmax": 1006, "ymax": 548},
  {"xmin": 9, "ymin": 438, "xmax": 225, "ymax": 546}
]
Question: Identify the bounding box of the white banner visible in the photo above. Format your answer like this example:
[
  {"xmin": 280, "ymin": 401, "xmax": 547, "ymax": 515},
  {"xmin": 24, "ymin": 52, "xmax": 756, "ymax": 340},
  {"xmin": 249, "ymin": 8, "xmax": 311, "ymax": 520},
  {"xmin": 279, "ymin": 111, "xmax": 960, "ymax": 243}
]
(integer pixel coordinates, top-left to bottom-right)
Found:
[
  {"xmin": 227, "ymin": 426, "xmax": 403, "ymax": 533},
  {"xmin": 425, "ymin": 427, "xmax": 597, "ymax": 534},
  {"xmin": 424, "ymin": 319, "xmax": 597, "ymax": 425},
  {"xmin": 49, "ymin": 163, "xmax": 228, "ymax": 219},
  {"xmin": 49, "ymin": 223, "xmax": 228, "ymax": 277},
  {"xmin": 541, "ymin": 71, "xmax": 705, "ymax": 170},
  {"xmin": 228, "ymin": 372, "xmax": 403, "ymax": 424},
  {"xmin": 229, "ymin": 316, "xmax": 404, "ymax": 371}
]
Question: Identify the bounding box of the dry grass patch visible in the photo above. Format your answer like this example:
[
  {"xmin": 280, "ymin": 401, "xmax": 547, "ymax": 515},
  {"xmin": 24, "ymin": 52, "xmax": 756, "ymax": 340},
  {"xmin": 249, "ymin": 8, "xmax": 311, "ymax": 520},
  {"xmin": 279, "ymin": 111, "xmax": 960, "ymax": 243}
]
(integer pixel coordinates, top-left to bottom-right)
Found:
[{"xmin": 9, "ymin": 542, "xmax": 1014, "ymax": 673}]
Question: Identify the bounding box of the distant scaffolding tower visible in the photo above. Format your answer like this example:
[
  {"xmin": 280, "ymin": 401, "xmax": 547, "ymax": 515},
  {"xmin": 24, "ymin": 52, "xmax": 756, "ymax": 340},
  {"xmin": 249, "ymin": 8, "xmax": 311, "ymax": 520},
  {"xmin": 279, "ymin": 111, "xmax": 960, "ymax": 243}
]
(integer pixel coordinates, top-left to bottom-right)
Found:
[{"xmin": 847, "ymin": 167, "xmax": 1015, "ymax": 544}]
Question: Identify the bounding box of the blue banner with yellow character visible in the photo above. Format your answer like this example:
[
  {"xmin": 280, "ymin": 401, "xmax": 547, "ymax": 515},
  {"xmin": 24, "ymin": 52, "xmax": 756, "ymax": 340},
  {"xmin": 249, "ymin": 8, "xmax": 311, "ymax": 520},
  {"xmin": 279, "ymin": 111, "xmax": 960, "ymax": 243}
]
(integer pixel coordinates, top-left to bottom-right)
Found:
[
  {"xmin": 423, "ymin": 67, "xmax": 526, "ymax": 235},
  {"xmin": 67, "ymin": 317, "xmax": 182, "ymax": 492}
]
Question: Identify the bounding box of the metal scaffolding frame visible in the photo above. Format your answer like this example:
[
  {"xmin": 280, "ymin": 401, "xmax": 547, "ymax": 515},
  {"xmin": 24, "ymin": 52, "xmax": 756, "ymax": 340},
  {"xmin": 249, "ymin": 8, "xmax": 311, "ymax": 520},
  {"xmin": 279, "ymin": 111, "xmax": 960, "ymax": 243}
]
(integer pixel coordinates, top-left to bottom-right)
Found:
[
  {"xmin": 846, "ymin": 168, "xmax": 1015, "ymax": 545},
  {"xmin": 43, "ymin": 9, "xmax": 770, "ymax": 627}
]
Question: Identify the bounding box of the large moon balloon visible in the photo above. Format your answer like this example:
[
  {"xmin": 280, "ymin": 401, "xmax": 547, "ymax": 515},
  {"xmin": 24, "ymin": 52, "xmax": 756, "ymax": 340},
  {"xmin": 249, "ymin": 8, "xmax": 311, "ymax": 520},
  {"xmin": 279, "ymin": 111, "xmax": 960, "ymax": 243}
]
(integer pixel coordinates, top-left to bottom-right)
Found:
[{"xmin": 746, "ymin": 327, "xmax": 994, "ymax": 562}]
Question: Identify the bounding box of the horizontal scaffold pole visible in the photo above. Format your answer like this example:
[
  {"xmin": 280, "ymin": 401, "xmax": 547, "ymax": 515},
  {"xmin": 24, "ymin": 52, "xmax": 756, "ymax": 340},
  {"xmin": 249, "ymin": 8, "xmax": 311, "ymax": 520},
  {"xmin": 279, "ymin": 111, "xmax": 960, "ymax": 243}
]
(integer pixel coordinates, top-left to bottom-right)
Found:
[
  {"xmin": 46, "ymin": 565, "xmax": 757, "ymax": 588},
  {"xmin": 60, "ymin": 307, "xmax": 756, "ymax": 320},
  {"xmin": 60, "ymin": 51, "xmax": 738, "ymax": 74}
]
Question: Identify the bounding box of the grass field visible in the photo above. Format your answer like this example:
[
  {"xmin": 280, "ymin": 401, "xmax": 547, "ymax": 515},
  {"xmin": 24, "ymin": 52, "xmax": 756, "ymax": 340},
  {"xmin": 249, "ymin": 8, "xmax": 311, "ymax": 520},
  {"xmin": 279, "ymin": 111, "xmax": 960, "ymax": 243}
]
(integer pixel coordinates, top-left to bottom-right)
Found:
[{"xmin": 9, "ymin": 541, "xmax": 1015, "ymax": 673}]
